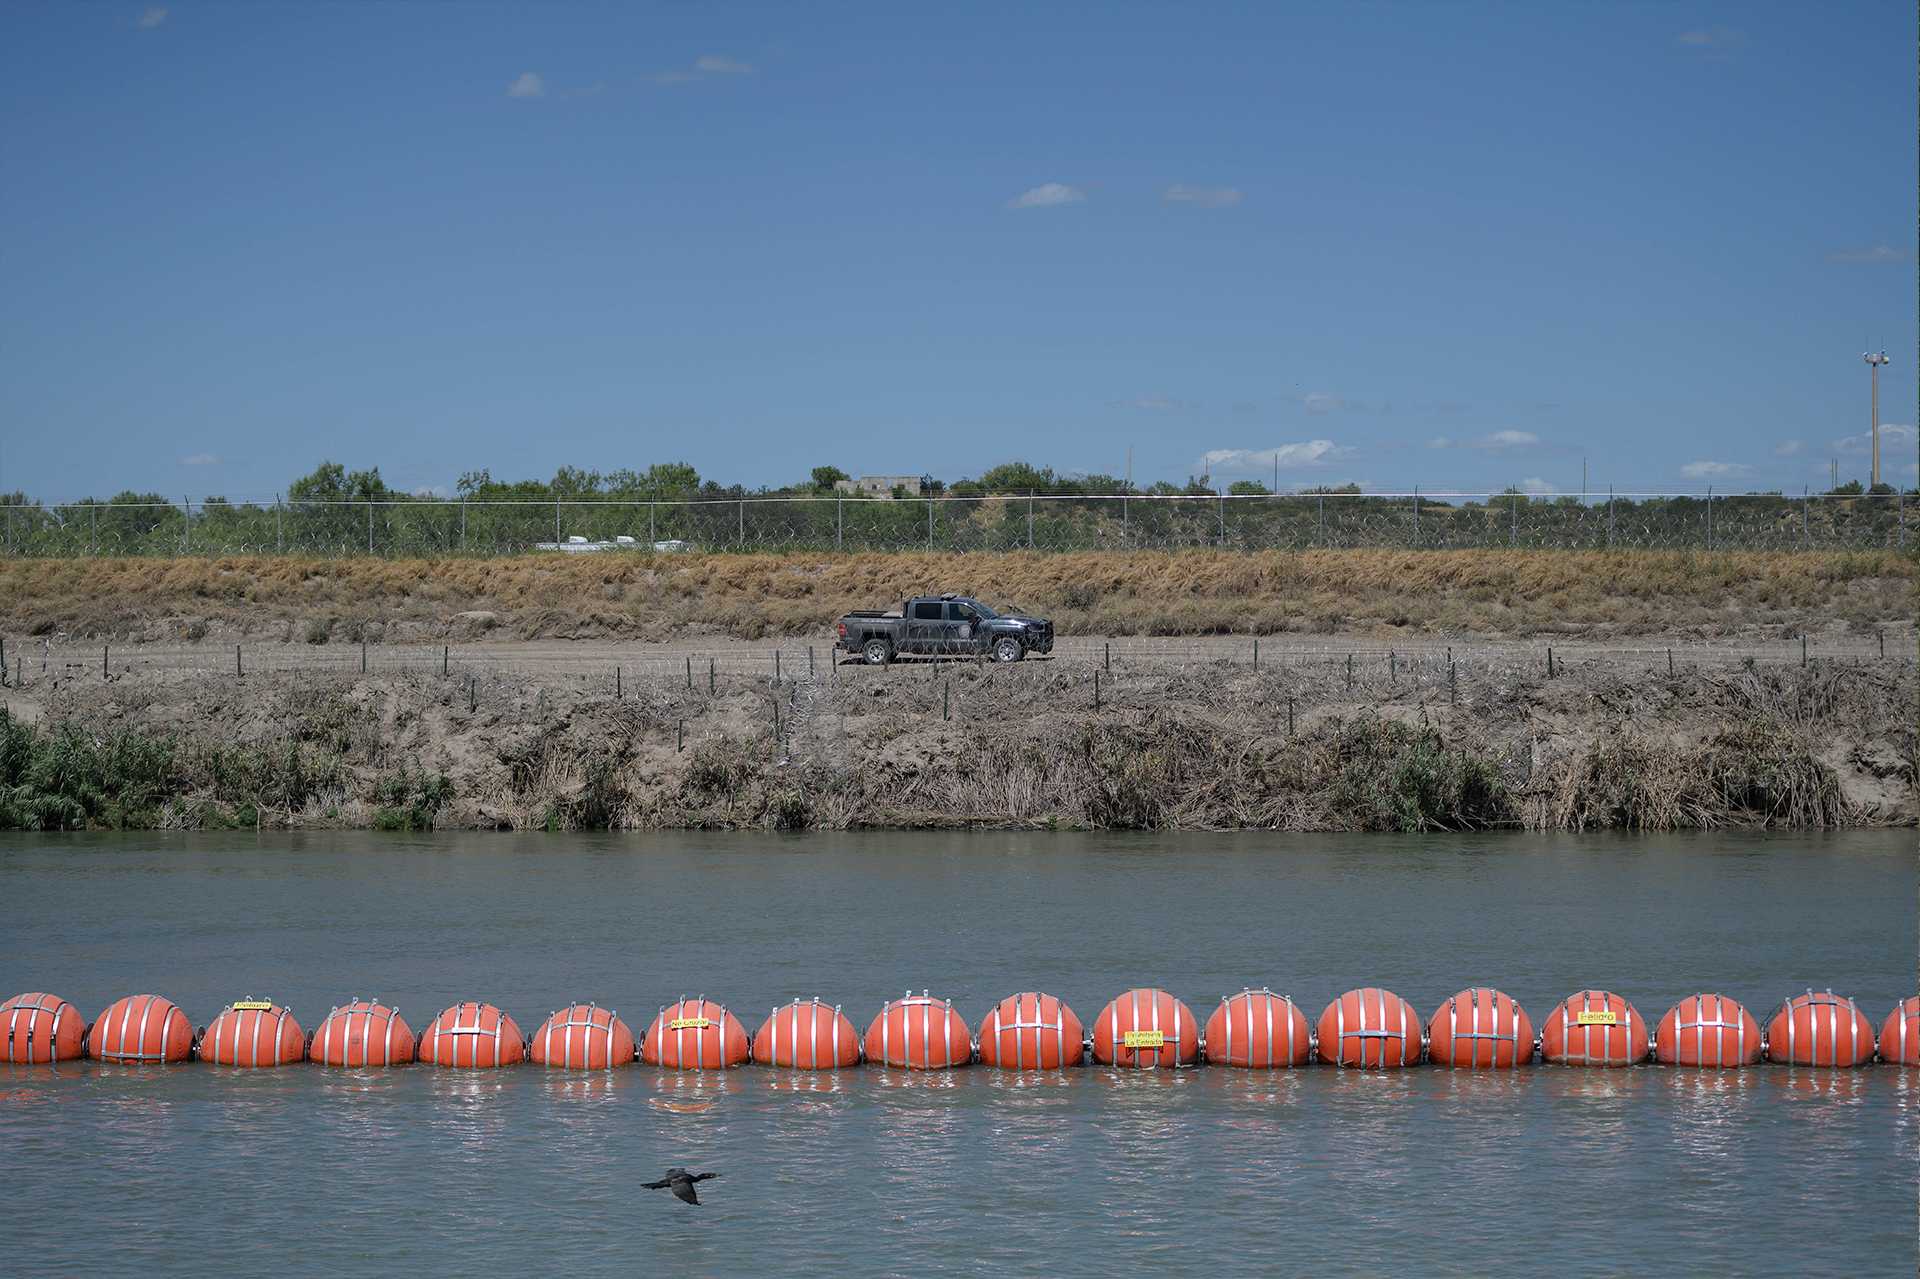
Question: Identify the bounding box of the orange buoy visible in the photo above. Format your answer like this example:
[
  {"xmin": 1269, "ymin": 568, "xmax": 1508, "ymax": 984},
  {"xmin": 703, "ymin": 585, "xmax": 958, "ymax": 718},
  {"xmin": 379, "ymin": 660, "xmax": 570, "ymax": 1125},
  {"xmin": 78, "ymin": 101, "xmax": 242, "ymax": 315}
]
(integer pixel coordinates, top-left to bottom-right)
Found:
[
  {"xmin": 1879, "ymin": 997, "xmax": 1919, "ymax": 1066},
  {"xmin": 312, "ymin": 1001, "xmax": 415, "ymax": 1066},
  {"xmin": 1203, "ymin": 989, "xmax": 1311, "ymax": 1067},
  {"xmin": 752, "ymin": 999, "xmax": 862, "ymax": 1069},
  {"xmin": 1655, "ymin": 994, "xmax": 1761, "ymax": 1067},
  {"xmin": 1539, "ymin": 990, "xmax": 1649, "ymax": 1067},
  {"xmin": 864, "ymin": 992, "xmax": 973, "ymax": 1069},
  {"xmin": 530, "ymin": 1004, "xmax": 636, "ymax": 1069},
  {"xmin": 3, "ymin": 992, "xmax": 85, "ymax": 1063},
  {"xmin": 1766, "ymin": 990, "xmax": 1875, "ymax": 1067},
  {"xmin": 1426, "ymin": 988, "xmax": 1534, "ymax": 1068},
  {"xmin": 1092, "ymin": 988, "xmax": 1199, "ymax": 1068},
  {"xmin": 642, "ymin": 997, "xmax": 751, "ymax": 1068},
  {"xmin": 978, "ymin": 992, "xmax": 1084, "ymax": 1069},
  {"xmin": 89, "ymin": 995, "xmax": 195, "ymax": 1064},
  {"xmin": 1316, "ymin": 988, "xmax": 1422, "ymax": 1068},
  {"xmin": 419, "ymin": 1002, "xmax": 525, "ymax": 1067},
  {"xmin": 199, "ymin": 999, "xmax": 307, "ymax": 1066}
]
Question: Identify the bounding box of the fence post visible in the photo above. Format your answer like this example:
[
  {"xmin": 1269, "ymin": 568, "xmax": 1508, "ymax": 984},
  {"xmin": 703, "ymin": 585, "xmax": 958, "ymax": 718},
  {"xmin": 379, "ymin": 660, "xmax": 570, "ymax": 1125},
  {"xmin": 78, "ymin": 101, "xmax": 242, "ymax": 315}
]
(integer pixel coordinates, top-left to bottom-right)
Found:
[
  {"xmin": 554, "ymin": 496, "xmax": 560, "ymax": 546},
  {"xmin": 91, "ymin": 501, "xmax": 96, "ymax": 556},
  {"xmin": 1706, "ymin": 486, "xmax": 1712, "ymax": 552},
  {"xmin": 368, "ymin": 497, "xmax": 374, "ymax": 556},
  {"xmin": 649, "ymin": 499, "xmax": 655, "ymax": 547},
  {"xmin": 184, "ymin": 495, "xmax": 191, "ymax": 556},
  {"xmin": 1318, "ymin": 494, "xmax": 1324, "ymax": 546},
  {"xmin": 1512, "ymin": 493, "xmax": 1518, "ymax": 545},
  {"xmin": 928, "ymin": 494, "xmax": 934, "ymax": 550},
  {"xmin": 836, "ymin": 497, "xmax": 842, "ymax": 550},
  {"xmin": 277, "ymin": 496, "xmax": 283, "ymax": 554},
  {"xmin": 616, "ymin": 666, "xmax": 621, "ymax": 697},
  {"xmin": 236, "ymin": 645, "xmax": 242, "ymax": 677},
  {"xmin": 1413, "ymin": 486, "xmax": 1419, "ymax": 549},
  {"xmin": 739, "ymin": 499, "xmax": 745, "ymax": 547},
  {"xmin": 361, "ymin": 641, "xmax": 367, "ymax": 673},
  {"xmin": 460, "ymin": 495, "xmax": 466, "ymax": 553},
  {"xmin": 1607, "ymin": 486, "xmax": 1613, "ymax": 549},
  {"xmin": 1028, "ymin": 491, "xmax": 1034, "ymax": 549}
]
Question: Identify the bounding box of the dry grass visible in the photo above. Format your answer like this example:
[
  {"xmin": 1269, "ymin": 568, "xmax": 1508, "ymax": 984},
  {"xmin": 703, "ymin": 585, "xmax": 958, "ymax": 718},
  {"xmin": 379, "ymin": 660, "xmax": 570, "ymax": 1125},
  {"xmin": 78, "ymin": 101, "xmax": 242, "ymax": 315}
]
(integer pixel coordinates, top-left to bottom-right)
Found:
[{"xmin": 0, "ymin": 548, "xmax": 1912, "ymax": 642}]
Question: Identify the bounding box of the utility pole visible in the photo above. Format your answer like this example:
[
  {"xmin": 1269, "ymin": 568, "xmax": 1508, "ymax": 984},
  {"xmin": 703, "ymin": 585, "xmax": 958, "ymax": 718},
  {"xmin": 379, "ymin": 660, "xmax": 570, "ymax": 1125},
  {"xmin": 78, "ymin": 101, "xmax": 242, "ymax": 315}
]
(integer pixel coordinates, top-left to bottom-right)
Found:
[{"xmin": 1865, "ymin": 350, "xmax": 1889, "ymax": 489}]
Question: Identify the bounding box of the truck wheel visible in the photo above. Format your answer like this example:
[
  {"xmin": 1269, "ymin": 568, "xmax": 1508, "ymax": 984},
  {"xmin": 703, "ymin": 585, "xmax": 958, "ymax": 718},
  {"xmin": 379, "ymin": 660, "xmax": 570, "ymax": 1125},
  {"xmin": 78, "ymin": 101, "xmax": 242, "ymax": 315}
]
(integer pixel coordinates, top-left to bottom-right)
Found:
[
  {"xmin": 993, "ymin": 637, "xmax": 1024, "ymax": 663},
  {"xmin": 863, "ymin": 638, "xmax": 893, "ymax": 666}
]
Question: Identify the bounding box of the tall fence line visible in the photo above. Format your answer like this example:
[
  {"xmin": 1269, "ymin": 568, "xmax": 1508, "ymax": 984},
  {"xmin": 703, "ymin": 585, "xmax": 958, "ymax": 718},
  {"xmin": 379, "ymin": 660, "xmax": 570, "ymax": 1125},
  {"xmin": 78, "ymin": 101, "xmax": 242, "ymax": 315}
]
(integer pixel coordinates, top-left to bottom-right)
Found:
[{"xmin": 0, "ymin": 490, "xmax": 1912, "ymax": 559}]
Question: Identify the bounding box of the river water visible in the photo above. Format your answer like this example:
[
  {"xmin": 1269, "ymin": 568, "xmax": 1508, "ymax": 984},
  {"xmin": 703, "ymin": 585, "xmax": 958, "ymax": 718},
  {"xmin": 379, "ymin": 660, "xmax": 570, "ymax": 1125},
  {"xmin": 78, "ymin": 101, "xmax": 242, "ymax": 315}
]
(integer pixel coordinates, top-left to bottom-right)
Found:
[{"xmin": 2, "ymin": 829, "xmax": 1914, "ymax": 1276}]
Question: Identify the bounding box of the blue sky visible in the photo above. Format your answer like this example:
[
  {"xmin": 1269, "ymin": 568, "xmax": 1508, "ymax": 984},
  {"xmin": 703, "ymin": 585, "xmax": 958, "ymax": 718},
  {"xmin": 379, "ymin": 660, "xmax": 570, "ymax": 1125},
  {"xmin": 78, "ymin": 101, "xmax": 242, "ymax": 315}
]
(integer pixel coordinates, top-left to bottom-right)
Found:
[{"xmin": 1, "ymin": 0, "xmax": 1913, "ymax": 502}]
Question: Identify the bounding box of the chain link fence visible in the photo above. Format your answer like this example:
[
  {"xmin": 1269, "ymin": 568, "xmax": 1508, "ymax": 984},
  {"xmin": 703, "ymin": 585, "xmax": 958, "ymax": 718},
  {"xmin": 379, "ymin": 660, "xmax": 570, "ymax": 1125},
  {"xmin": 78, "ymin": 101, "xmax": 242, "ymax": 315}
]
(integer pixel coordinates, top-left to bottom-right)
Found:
[{"xmin": 0, "ymin": 490, "xmax": 1912, "ymax": 558}]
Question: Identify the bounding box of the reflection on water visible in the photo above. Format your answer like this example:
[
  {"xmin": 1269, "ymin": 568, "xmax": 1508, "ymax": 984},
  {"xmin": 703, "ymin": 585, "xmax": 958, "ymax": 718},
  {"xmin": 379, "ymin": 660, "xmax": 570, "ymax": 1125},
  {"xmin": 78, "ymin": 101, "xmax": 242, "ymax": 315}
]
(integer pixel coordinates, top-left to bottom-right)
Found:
[{"xmin": 0, "ymin": 828, "xmax": 1913, "ymax": 1276}]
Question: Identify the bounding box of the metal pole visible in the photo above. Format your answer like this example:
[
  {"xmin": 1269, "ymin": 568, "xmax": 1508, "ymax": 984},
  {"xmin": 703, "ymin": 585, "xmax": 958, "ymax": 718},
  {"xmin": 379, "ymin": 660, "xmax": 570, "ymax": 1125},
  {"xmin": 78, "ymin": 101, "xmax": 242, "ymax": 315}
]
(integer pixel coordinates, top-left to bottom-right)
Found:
[
  {"xmin": 1802, "ymin": 487, "xmax": 1809, "ymax": 548},
  {"xmin": 91, "ymin": 501, "xmax": 96, "ymax": 556},
  {"xmin": 1706, "ymin": 486, "xmax": 1712, "ymax": 552},
  {"xmin": 277, "ymin": 495, "xmax": 283, "ymax": 554},
  {"xmin": 1028, "ymin": 491, "xmax": 1034, "ymax": 549},
  {"xmin": 836, "ymin": 497, "xmax": 842, "ymax": 550},
  {"xmin": 649, "ymin": 499, "xmax": 654, "ymax": 546},
  {"xmin": 929, "ymin": 494, "xmax": 934, "ymax": 550},
  {"xmin": 368, "ymin": 497, "xmax": 374, "ymax": 556},
  {"xmin": 184, "ymin": 495, "xmax": 190, "ymax": 555},
  {"xmin": 1866, "ymin": 350, "xmax": 1889, "ymax": 489},
  {"xmin": 1318, "ymin": 494, "xmax": 1324, "ymax": 546},
  {"xmin": 1413, "ymin": 486, "xmax": 1419, "ymax": 549},
  {"xmin": 1607, "ymin": 486, "xmax": 1613, "ymax": 548},
  {"xmin": 739, "ymin": 499, "xmax": 745, "ymax": 546},
  {"xmin": 461, "ymin": 495, "xmax": 466, "ymax": 552}
]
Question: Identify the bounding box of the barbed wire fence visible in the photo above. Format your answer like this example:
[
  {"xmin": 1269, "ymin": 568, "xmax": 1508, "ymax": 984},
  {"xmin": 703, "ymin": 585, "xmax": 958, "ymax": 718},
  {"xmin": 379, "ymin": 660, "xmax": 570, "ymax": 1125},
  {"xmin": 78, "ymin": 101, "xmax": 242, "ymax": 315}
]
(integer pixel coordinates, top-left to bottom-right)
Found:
[{"xmin": 0, "ymin": 490, "xmax": 1913, "ymax": 559}]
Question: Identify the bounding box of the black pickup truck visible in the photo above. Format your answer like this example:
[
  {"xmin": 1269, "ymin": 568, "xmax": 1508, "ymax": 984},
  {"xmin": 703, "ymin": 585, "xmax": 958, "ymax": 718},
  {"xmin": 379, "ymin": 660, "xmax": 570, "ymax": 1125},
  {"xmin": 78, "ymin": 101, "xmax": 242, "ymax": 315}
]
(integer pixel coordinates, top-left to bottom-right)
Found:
[{"xmin": 836, "ymin": 594, "xmax": 1055, "ymax": 664}]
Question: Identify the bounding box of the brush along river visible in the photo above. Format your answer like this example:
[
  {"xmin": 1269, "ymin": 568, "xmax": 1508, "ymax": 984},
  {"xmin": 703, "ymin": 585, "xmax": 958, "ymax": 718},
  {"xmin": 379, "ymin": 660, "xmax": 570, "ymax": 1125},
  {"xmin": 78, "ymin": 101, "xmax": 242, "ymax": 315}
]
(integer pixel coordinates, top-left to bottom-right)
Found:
[
  {"xmin": 2, "ymin": 633, "xmax": 1912, "ymax": 831},
  {"xmin": 0, "ymin": 829, "xmax": 1914, "ymax": 1276}
]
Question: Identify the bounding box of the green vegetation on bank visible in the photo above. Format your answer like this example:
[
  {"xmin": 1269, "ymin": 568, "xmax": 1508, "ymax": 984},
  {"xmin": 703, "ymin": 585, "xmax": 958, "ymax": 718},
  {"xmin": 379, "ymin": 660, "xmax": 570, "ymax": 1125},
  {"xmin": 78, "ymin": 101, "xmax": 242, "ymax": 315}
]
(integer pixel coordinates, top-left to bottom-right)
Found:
[{"xmin": 0, "ymin": 457, "xmax": 1912, "ymax": 557}]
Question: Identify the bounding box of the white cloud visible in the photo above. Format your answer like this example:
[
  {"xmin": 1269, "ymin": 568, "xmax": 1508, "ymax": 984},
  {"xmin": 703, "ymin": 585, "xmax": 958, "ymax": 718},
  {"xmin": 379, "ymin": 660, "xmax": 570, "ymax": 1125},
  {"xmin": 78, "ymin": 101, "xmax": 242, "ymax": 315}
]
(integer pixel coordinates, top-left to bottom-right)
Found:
[
  {"xmin": 1833, "ymin": 422, "xmax": 1917, "ymax": 456},
  {"xmin": 1679, "ymin": 460, "xmax": 1758, "ymax": 480},
  {"xmin": 694, "ymin": 54, "xmax": 753, "ymax": 74},
  {"xmin": 1771, "ymin": 439, "xmax": 1806, "ymax": 457},
  {"xmin": 1676, "ymin": 28, "xmax": 1740, "ymax": 45},
  {"xmin": 1198, "ymin": 440, "xmax": 1361, "ymax": 475},
  {"xmin": 1521, "ymin": 477, "xmax": 1560, "ymax": 494},
  {"xmin": 1302, "ymin": 392, "xmax": 1347, "ymax": 414},
  {"xmin": 1112, "ymin": 397, "xmax": 1186, "ymax": 413},
  {"xmin": 181, "ymin": 453, "xmax": 220, "ymax": 466},
  {"xmin": 1005, "ymin": 183, "xmax": 1087, "ymax": 210},
  {"xmin": 507, "ymin": 73, "xmax": 545, "ymax": 98},
  {"xmin": 412, "ymin": 485, "xmax": 450, "ymax": 499},
  {"xmin": 1160, "ymin": 183, "xmax": 1245, "ymax": 208},
  {"xmin": 1427, "ymin": 429, "xmax": 1568, "ymax": 458},
  {"xmin": 135, "ymin": 7, "xmax": 167, "ymax": 27},
  {"xmin": 1824, "ymin": 245, "xmax": 1915, "ymax": 261}
]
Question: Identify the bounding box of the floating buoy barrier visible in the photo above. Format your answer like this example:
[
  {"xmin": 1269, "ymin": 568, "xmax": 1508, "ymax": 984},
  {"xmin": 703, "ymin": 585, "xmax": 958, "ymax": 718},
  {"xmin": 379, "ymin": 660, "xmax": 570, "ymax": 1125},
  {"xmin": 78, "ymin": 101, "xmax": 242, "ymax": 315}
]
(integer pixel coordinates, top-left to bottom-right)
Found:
[
  {"xmin": 1426, "ymin": 988, "xmax": 1533, "ymax": 1068},
  {"xmin": 1204, "ymin": 989, "xmax": 1311, "ymax": 1067},
  {"xmin": 1767, "ymin": 991, "xmax": 1876, "ymax": 1067},
  {"xmin": 978, "ymin": 992, "xmax": 1084, "ymax": 1069},
  {"xmin": 1655, "ymin": 994, "xmax": 1761, "ymax": 1068},
  {"xmin": 752, "ymin": 999, "xmax": 862, "ymax": 1069},
  {"xmin": 3, "ymin": 992, "xmax": 85, "ymax": 1064},
  {"xmin": 1880, "ymin": 997, "xmax": 1919, "ymax": 1067},
  {"xmin": 644, "ymin": 998, "xmax": 750, "ymax": 1069},
  {"xmin": 530, "ymin": 1004, "xmax": 636, "ymax": 1069},
  {"xmin": 312, "ymin": 1001, "xmax": 415, "ymax": 1067},
  {"xmin": 420, "ymin": 1002, "xmax": 525, "ymax": 1067},
  {"xmin": 1093, "ymin": 988, "xmax": 1199, "ymax": 1068},
  {"xmin": 89, "ymin": 994, "xmax": 195, "ymax": 1064},
  {"xmin": 1317, "ymin": 988, "xmax": 1421, "ymax": 1068},
  {"xmin": 1540, "ymin": 991, "xmax": 1648, "ymax": 1067},
  {"xmin": 199, "ymin": 999, "xmax": 306, "ymax": 1066},
  {"xmin": 866, "ymin": 992, "xmax": 971, "ymax": 1069},
  {"xmin": 9, "ymin": 985, "xmax": 1914, "ymax": 1072}
]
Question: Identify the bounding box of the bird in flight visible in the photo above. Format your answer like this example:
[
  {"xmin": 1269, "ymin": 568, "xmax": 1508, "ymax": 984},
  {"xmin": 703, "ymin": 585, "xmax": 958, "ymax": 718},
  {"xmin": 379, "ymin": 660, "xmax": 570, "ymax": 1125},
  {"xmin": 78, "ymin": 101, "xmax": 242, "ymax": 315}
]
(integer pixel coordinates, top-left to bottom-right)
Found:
[{"xmin": 643, "ymin": 1168, "xmax": 719, "ymax": 1205}]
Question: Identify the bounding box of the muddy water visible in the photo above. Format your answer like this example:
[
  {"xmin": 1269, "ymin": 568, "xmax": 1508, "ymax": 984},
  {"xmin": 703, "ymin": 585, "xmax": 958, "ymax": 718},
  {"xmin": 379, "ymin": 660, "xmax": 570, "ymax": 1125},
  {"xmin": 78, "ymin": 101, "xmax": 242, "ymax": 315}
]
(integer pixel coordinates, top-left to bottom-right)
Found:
[{"xmin": 1, "ymin": 829, "xmax": 1913, "ymax": 1276}]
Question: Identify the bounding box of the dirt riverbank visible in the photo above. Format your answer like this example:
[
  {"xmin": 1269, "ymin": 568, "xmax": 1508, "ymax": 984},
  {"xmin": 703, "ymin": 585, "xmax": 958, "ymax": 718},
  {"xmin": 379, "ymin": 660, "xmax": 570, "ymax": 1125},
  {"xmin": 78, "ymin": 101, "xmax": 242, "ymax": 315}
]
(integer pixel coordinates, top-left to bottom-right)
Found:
[{"xmin": 6, "ymin": 633, "xmax": 1911, "ymax": 832}]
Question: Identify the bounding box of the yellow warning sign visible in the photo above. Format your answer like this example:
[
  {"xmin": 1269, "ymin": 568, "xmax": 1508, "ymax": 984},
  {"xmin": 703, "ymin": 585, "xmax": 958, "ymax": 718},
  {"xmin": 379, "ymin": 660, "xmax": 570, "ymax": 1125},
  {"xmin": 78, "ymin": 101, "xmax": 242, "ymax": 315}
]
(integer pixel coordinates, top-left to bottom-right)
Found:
[
  {"xmin": 668, "ymin": 1017, "xmax": 713, "ymax": 1031},
  {"xmin": 1122, "ymin": 1029, "xmax": 1166, "ymax": 1048},
  {"xmin": 1575, "ymin": 1010, "xmax": 1618, "ymax": 1026},
  {"xmin": 230, "ymin": 1001, "xmax": 275, "ymax": 1011}
]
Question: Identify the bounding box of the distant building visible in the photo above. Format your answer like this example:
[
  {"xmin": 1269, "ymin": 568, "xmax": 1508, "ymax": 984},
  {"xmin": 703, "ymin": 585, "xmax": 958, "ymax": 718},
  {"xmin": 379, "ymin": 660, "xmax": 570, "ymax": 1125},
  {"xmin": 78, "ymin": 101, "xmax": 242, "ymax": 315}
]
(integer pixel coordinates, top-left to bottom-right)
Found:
[{"xmin": 834, "ymin": 476, "xmax": 922, "ymax": 499}]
